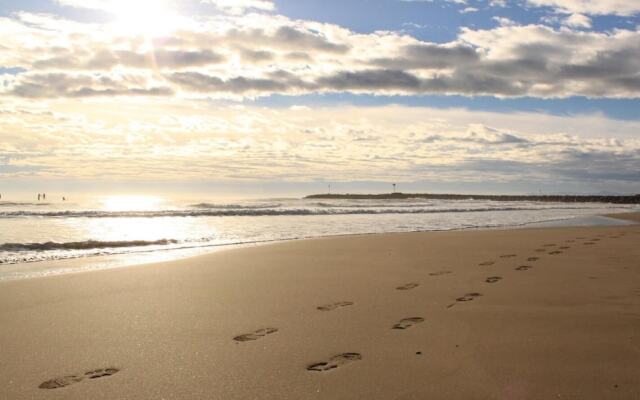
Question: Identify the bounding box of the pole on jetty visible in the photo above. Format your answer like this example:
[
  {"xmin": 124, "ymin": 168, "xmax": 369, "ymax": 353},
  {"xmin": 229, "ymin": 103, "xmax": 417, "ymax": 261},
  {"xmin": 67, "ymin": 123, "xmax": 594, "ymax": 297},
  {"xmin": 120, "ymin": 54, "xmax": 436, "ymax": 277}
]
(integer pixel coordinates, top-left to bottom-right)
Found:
[
  {"xmin": 392, "ymin": 183, "xmax": 396, "ymax": 193},
  {"xmin": 328, "ymin": 184, "xmax": 331, "ymax": 194}
]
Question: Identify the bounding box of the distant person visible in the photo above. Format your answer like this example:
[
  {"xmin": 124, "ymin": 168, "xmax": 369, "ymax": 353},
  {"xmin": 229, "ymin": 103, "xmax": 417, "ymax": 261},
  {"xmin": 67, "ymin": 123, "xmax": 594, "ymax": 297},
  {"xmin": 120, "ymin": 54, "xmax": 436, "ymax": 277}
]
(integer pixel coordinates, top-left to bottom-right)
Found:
[
  {"xmin": 43, "ymin": 193, "xmax": 46, "ymax": 200},
  {"xmin": 62, "ymin": 197, "xmax": 66, "ymax": 201},
  {"xmin": 38, "ymin": 194, "xmax": 41, "ymax": 201}
]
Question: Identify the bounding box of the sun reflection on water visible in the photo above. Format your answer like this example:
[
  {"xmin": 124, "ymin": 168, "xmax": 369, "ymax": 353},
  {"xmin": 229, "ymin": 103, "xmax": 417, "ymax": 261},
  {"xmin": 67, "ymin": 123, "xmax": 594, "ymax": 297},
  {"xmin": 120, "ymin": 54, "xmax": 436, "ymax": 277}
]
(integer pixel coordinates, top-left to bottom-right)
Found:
[{"xmin": 100, "ymin": 195, "xmax": 164, "ymax": 212}]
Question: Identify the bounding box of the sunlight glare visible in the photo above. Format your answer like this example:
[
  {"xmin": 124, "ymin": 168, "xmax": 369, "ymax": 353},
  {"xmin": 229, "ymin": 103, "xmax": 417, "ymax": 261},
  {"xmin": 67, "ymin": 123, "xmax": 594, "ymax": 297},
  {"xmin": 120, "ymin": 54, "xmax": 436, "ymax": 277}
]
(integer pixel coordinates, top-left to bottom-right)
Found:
[
  {"xmin": 101, "ymin": 195, "xmax": 164, "ymax": 212},
  {"xmin": 108, "ymin": 0, "xmax": 178, "ymax": 36}
]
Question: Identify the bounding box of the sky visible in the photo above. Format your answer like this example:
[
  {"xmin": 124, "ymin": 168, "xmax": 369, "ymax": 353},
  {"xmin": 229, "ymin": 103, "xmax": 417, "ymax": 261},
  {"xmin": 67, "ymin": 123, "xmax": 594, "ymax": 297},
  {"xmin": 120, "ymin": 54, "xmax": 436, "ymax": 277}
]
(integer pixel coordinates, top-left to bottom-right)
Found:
[{"xmin": 0, "ymin": 0, "xmax": 639, "ymax": 196}]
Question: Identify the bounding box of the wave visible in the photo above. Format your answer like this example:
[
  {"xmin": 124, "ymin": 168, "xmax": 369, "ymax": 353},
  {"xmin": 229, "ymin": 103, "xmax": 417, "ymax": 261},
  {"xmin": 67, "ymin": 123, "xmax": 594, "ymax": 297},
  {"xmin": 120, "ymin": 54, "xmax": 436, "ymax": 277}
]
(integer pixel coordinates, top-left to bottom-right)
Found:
[
  {"xmin": 0, "ymin": 205, "xmax": 611, "ymax": 219},
  {"xmin": 311, "ymin": 201, "xmax": 440, "ymax": 208},
  {"xmin": 190, "ymin": 202, "xmax": 281, "ymax": 209},
  {"xmin": 0, "ymin": 202, "xmax": 51, "ymax": 207},
  {"xmin": 0, "ymin": 239, "xmax": 178, "ymax": 252}
]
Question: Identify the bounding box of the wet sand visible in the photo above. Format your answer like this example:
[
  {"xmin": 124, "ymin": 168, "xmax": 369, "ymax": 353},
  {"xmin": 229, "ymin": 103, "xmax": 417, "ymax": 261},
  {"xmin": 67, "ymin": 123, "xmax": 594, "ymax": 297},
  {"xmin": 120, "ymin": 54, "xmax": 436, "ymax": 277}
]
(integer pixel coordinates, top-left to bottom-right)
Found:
[{"xmin": 0, "ymin": 216, "xmax": 639, "ymax": 399}]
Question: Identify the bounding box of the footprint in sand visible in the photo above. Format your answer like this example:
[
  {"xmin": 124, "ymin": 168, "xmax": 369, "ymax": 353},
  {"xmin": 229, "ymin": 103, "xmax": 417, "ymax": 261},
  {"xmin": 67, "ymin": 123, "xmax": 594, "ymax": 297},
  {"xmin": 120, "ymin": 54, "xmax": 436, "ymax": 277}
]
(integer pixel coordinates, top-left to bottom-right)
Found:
[
  {"xmin": 549, "ymin": 251, "xmax": 563, "ymax": 255},
  {"xmin": 392, "ymin": 317, "xmax": 425, "ymax": 330},
  {"xmin": 39, "ymin": 368, "xmax": 119, "ymax": 390},
  {"xmin": 534, "ymin": 248, "xmax": 546, "ymax": 253},
  {"xmin": 527, "ymin": 257, "xmax": 540, "ymax": 262},
  {"xmin": 479, "ymin": 261, "xmax": 495, "ymax": 266},
  {"xmin": 566, "ymin": 240, "xmax": 575, "ymax": 243},
  {"xmin": 559, "ymin": 246, "xmax": 570, "ymax": 250},
  {"xmin": 584, "ymin": 242, "xmax": 596, "ymax": 245},
  {"xmin": 591, "ymin": 238, "xmax": 601, "ymax": 242},
  {"xmin": 576, "ymin": 237, "xmax": 586, "ymax": 240},
  {"xmin": 396, "ymin": 282, "xmax": 420, "ymax": 290},
  {"xmin": 317, "ymin": 301, "xmax": 354, "ymax": 311},
  {"xmin": 516, "ymin": 265, "xmax": 532, "ymax": 271},
  {"xmin": 499, "ymin": 254, "xmax": 517, "ymax": 258},
  {"xmin": 485, "ymin": 276, "xmax": 502, "ymax": 283},
  {"xmin": 456, "ymin": 292, "xmax": 482, "ymax": 302},
  {"xmin": 233, "ymin": 328, "xmax": 278, "ymax": 342},
  {"xmin": 39, "ymin": 376, "xmax": 84, "ymax": 390},
  {"xmin": 307, "ymin": 353, "xmax": 362, "ymax": 372},
  {"xmin": 429, "ymin": 270, "xmax": 452, "ymax": 276},
  {"xmin": 84, "ymin": 369, "xmax": 120, "ymax": 380}
]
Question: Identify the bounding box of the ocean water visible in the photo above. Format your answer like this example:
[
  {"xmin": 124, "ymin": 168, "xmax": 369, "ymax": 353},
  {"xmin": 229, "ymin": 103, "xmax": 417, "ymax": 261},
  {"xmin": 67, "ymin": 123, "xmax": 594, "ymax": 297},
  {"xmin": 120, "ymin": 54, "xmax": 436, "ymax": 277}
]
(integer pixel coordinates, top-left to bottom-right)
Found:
[{"xmin": 0, "ymin": 195, "xmax": 636, "ymax": 280}]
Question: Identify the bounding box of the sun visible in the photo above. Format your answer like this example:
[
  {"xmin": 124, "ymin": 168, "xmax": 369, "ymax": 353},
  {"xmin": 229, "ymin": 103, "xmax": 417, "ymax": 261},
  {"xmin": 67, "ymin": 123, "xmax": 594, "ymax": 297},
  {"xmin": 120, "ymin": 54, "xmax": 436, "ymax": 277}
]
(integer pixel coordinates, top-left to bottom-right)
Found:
[{"xmin": 107, "ymin": 0, "xmax": 179, "ymax": 36}]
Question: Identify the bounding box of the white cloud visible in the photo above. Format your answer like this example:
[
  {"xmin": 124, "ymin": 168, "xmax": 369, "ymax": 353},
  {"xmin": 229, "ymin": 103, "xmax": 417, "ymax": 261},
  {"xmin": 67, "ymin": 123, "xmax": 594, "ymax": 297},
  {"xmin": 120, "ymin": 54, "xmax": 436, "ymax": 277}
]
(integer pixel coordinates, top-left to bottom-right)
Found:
[
  {"xmin": 526, "ymin": 0, "xmax": 640, "ymax": 16},
  {"xmin": 202, "ymin": 0, "xmax": 275, "ymax": 14},
  {"xmin": 2, "ymin": 100, "xmax": 638, "ymax": 186},
  {"xmin": 56, "ymin": 0, "xmax": 276, "ymax": 16},
  {"xmin": 493, "ymin": 16, "xmax": 518, "ymax": 26},
  {"xmin": 563, "ymin": 13, "xmax": 593, "ymax": 28},
  {"xmin": 0, "ymin": 11, "xmax": 639, "ymax": 100},
  {"xmin": 489, "ymin": 0, "xmax": 508, "ymax": 7},
  {"xmin": 56, "ymin": 0, "xmax": 158, "ymax": 12}
]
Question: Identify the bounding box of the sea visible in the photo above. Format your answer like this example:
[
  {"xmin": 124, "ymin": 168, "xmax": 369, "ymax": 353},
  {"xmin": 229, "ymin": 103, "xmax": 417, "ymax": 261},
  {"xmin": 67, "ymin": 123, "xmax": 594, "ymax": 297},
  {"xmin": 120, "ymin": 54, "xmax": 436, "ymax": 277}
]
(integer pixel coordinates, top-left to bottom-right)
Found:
[{"xmin": 0, "ymin": 194, "xmax": 637, "ymax": 281}]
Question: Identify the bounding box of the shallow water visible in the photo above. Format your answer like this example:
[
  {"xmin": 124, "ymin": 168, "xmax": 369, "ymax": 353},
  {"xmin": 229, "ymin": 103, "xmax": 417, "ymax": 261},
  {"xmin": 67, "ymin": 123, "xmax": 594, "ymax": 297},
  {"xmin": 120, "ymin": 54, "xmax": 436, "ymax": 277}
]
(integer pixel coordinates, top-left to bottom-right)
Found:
[{"xmin": 0, "ymin": 195, "xmax": 637, "ymax": 280}]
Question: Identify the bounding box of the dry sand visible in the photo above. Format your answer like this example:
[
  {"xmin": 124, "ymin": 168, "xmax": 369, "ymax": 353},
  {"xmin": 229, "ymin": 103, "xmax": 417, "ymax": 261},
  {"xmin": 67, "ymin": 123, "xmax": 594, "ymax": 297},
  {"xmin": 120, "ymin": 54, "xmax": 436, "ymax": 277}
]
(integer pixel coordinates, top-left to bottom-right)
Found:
[{"xmin": 0, "ymin": 216, "xmax": 639, "ymax": 399}]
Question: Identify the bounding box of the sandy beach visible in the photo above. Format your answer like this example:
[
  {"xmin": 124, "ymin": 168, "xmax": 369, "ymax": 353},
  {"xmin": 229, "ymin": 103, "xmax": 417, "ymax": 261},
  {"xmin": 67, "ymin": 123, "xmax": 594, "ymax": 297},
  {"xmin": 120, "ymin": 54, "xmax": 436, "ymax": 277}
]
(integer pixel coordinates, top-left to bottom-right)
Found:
[{"xmin": 1, "ymin": 215, "xmax": 639, "ymax": 400}]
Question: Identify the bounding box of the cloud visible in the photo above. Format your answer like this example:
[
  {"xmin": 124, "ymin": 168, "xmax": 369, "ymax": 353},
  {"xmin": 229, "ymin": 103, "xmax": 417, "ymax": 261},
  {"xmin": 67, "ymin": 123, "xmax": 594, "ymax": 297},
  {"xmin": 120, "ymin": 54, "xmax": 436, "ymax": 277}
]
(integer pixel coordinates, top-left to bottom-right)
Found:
[
  {"xmin": 525, "ymin": 0, "xmax": 640, "ymax": 16},
  {"xmin": 55, "ymin": 0, "xmax": 276, "ymax": 15},
  {"xmin": 2, "ymin": 101, "xmax": 638, "ymax": 190},
  {"xmin": 493, "ymin": 16, "xmax": 518, "ymax": 26},
  {"xmin": 54, "ymin": 0, "xmax": 178, "ymax": 13},
  {"xmin": 202, "ymin": 0, "xmax": 275, "ymax": 15},
  {"xmin": 316, "ymin": 70, "xmax": 422, "ymax": 91},
  {"xmin": 5, "ymin": 72, "xmax": 172, "ymax": 98},
  {"xmin": 1, "ymin": 12, "xmax": 640, "ymax": 99},
  {"xmin": 371, "ymin": 43, "xmax": 479, "ymax": 69},
  {"xmin": 55, "ymin": 0, "xmax": 121, "ymax": 11},
  {"xmin": 489, "ymin": 0, "xmax": 508, "ymax": 7},
  {"xmin": 270, "ymin": 26, "xmax": 350, "ymax": 53},
  {"xmin": 167, "ymin": 71, "xmax": 307, "ymax": 94},
  {"xmin": 563, "ymin": 13, "xmax": 592, "ymax": 28},
  {"xmin": 33, "ymin": 49, "xmax": 226, "ymax": 70}
]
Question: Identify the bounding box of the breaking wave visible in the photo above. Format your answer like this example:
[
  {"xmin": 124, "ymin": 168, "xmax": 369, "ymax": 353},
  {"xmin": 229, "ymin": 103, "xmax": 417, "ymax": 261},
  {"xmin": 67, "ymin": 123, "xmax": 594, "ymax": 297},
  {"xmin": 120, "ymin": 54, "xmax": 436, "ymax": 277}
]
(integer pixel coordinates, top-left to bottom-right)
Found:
[
  {"xmin": 0, "ymin": 205, "xmax": 600, "ymax": 219},
  {"xmin": 0, "ymin": 239, "xmax": 178, "ymax": 252},
  {"xmin": 0, "ymin": 202, "xmax": 51, "ymax": 207},
  {"xmin": 190, "ymin": 202, "xmax": 281, "ymax": 209}
]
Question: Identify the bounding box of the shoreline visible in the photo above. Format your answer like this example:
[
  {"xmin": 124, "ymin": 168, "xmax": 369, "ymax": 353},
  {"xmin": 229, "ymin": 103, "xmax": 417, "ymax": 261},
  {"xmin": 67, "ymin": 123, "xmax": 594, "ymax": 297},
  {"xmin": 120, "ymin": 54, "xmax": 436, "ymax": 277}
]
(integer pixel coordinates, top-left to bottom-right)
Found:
[
  {"xmin": 1, "ymin": 212, "xmax": 636, "ymax": 282},
  {"xmin": 0, "ymin": 215, "xmax": 639, "ymax": 399}
]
